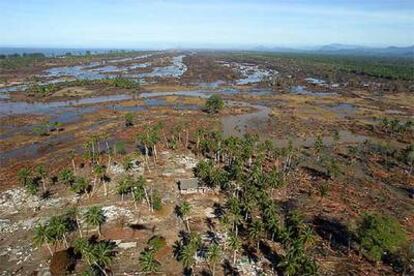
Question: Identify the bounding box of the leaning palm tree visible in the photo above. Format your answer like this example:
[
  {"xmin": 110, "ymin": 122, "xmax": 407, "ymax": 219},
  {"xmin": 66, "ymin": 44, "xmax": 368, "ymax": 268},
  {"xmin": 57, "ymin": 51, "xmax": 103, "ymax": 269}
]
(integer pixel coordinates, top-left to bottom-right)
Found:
[
  {"xmin": 75, "ymin": 238, "xmax": 115, "ymax": 276},
  {"xmin": 139, "ymin": 248, "xmax": 161, "ymax": 273},
  {"xmin": 176, "ymin": 201, "xmax": 192, "ymax": 232},
  {"xmin": 33, "ymin": 224, "xmax": 53, "ymax": 256},
  {"xmin": 207, "ymin": 243, "xmax": 221, "ymax": 276},
  {"xmin": 84, "ymin": 206, "xmax": 106, "ymax": 237},
  {"xmin": 91, "ymin": 241, "xmax": 115, "ymax": 276}
]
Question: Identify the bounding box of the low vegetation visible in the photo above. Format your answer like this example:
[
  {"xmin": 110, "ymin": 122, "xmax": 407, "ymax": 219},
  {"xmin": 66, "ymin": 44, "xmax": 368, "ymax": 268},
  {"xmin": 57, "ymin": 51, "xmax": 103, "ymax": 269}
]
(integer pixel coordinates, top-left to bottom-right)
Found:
[{"xmin": 205, "ymin": 94, "xmax": 224, "ymax": 114}]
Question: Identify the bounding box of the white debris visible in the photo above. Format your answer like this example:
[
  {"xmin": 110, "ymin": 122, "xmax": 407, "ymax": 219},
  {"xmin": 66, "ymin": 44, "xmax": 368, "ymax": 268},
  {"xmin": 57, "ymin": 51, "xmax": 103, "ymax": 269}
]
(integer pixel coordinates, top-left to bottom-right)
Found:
[
  {"xmin": 110, "ymin": 163, "xmax": 125, "ymax": 175},
  {"xmin": 118, "ymin": 242, "xmax": 137, "ymax": 249},
  {"xmin": 0, "ymin": 188, "xmax": 64, "ymax": 216},
  {"xmin": 102, "ymin": 205, "xmax": 135, "ymax": 223},
  {"xmin": 0, "ymin": 244, "xmax": 33, "ymax": 267},
  {"xmin": 130, "ymin": 159, "xmax": 144, "ymax": 174},
  {"xmin": 204, "ymin": 207, "xmax": 216, "ymax": 219},
  {"xmin": 175, "ymin": 155, "xmax": 198, "ymax": 170},
  {"xmin": 0, "ymin": 217, "xmax": 45, "ymax": 233}
]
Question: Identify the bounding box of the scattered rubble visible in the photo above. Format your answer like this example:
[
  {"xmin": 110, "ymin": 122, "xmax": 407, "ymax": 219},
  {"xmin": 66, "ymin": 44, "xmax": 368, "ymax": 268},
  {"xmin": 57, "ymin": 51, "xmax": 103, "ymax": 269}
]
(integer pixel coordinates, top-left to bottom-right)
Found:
[
  {"xmin": 102, "ymin": 205, "xmax": 135, "ymax": 223},
  {"xmin": 0, "ymin": 188, "xmax": 65, "ymax": 216}
]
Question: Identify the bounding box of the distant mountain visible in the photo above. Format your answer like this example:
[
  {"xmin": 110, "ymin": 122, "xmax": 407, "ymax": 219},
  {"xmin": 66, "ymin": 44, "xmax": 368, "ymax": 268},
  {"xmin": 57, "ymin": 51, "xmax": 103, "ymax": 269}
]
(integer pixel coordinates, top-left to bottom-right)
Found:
[
  {"xmin": 250, "ymin": 44, "xmax": 414, "ymax": 58},
  {"xmin": 251, "ymin": 45, "xmax": 299, "ymax": 53},
  {"xmin": 315, "ymin": 44, "xmax": 414, "ymax": 57},
  {"xmin": 317, "ymin": 43, "xmax": 366, "ymax": 51}
]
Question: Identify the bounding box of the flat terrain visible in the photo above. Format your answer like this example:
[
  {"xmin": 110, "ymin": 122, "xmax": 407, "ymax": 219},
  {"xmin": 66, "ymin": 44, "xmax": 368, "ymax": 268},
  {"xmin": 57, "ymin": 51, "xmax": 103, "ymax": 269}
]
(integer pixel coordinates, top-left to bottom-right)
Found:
[{"xmin": 0, "ymin": 51, "xmax": 413, "ymax": 275}]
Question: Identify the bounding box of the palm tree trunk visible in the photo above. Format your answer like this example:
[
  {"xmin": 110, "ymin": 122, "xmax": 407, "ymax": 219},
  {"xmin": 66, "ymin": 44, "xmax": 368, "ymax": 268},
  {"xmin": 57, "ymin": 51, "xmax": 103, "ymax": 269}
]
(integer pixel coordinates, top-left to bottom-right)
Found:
[
  {"xmin": 104, "ymin": 182, "xmax": 108, "ymax": 197},
  {"xmin": 92, "ymin": 143, "xmax": 95, "ymax": 163},
  {"xmin": 107, "ymin": 155, "xmax": 111, "ymax": 174},
  {"xmin": 145, "ymin": 145, "xmax": 151, "ymax": 172},
  {"xmin": 72, "ymin": 159, "xmax": 76, "ymax": 173},
  {"xmin": 76, "ymin": 217, "xmax": 83, "ymax": 238},
  {"xmin": 97, "ymin": 225, "xmax": 102, "ymax": 237},
  {"xmin": 185, "ymin": 218, "xmax": 191, "ymax": 232},
  {"xmin": 233, "ymin": 251, "xmax": 237, "ymax": 265},
  {"xmin": 153, "ymin": 144, "xmax": 157, "ymax": 160},
  {"xmin": 152, "ymin": 147, "xmax": 157, "ymax": 166},
  {"xmin": 42, "ymin": 178, "xmax": 47, "ymax": 192},
  {"xmin": 144, "ymin": 187, "xmax": 151, "ymax": 211},
  {"xmin": 46, "ymin": 242, "xmax": 53, "ymax": 256},
  {"xmin": 63, "ymin": 234, "xmax": 69, "ymax": 248},
  {"xmin": 196, "ymin": 137, "xmax": 200, "ymax": 151},
  {"xmin": 93, "ymin": 176, "xmax": 97, "ymax": 194},
  {"xmin": 94, "ymin": 262, "xmax": 108, "ymax": 276}
]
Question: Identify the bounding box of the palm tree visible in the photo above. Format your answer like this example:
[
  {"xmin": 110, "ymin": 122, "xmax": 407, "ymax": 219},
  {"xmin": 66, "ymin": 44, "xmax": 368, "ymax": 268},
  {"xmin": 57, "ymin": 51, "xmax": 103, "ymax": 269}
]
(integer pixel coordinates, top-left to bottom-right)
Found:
[
  {"xmin": 48, "ymin": 216, "xmax": 70, "ymax": 248},
  {"xmin": 131, "ymin": 176, "xmax": 151, "ymax": 211},
  {"xmin": 73, "ymin": 238, "xmax": 91, "ymax": 259},
  {"xmin": 18, "ymin": 167, "xmax": 32, "ymax": 186},
  {"xmin": 176, "ymin": 201, "xmax": 192, "ymax": 232},
  {"xmin": 84, "ymin": 206, "xmax": 106, "ymax": 237},
  {"xmin": 58, "ymin": 168, "xmax": 75, "ymax": 186},
  {"xmin": 91, "ymin": 242, "xmax": 115, "ymax": 276},
  {"xmin": 71, "ymin": 176, "xmax": 89, "ymax": 197},
  {"xmin": 93, "ymin": 164, "xmax": 106, "ymax": 196},
  {"xmin": 132, "ymin": 183, "xmax": 145, "ymax": 210},
  {"xmin": 266, "ymin": 168, "xmax": 283, "ymax": 196},
  {"xmin": 207, "ymin": 243, "xmax": 221, "ymax": 276},
  {"xmin": 69, "ymin": 150, "xmax": 77, "ymax": 173},
  {"xmin": 117, "ymin": 175, "xmax": 133, "ymax": 201},
  {"xmin": 314, "ymin": 135, "xmax": 324, "ymax": 161},
  {"xmin": 179, "ymin": 243, "xmax": 196, "ymax": 272},
  {"xmin": 18, "ymin": 168, "xmax": 38, "ymax": 195},
  {"xmin": 195, "ymin": 128, "xmax": 206, "ymax": 152},
  {"xmin": 75, "ymin": 238, "xmax": 115, "ymax": 276},
  {"xmin": 139, "ymin": 249, "xmax": 161, "ymax": 273},
  {"xmin": 407, "ymin": 149, "xmax": 414, "ymax": 175},
  {"xmin": 33, "ymin": 224, "xmax": 53, "ymax": 256},
  {"xmin": 226, "ymin": 196, "xmax": 242, "ymax": 237},
  {"xmin": 265, "ymin": 215, "xmax": 280, "ymax": 241},
  {"xmin": 35, "ymin": 165, "xmax": 47, "ymax": 192},
  {"xmin": 137, "ymin": 129, "xmax": 152, "ymax": 172},
  {"xmin": 66, "ymin": 207, "xmax": 83, "ymax": 237},
  {"xmin": 248, "ymin": 220, "xmax": 264, "ymax": 250},
  {"xmin": 227, "ymin": 232, "xmax": 242, "ymax": 265}
]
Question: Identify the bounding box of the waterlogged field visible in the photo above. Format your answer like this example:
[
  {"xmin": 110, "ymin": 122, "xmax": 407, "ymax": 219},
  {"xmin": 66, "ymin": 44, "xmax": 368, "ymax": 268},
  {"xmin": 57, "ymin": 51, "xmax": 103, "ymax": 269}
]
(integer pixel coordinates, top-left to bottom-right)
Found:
[{"xmin": 0, "ymin": 51, "xmax": 413, "ymax": 275}]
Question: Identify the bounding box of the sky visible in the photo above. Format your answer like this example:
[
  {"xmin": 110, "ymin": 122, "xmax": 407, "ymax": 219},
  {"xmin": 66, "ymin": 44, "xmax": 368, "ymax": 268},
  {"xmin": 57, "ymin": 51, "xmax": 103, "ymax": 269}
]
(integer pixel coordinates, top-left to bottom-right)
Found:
[{"xmin": 1, "ymin": 0, "xmax": 413, "ymax": 49}]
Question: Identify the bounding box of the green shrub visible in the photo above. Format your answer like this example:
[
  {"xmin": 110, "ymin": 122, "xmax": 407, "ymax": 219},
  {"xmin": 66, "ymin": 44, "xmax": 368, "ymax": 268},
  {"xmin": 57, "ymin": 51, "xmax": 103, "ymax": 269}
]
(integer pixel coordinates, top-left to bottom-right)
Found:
[
  {"xmin": 205, "ymin": 94, "xmax": 224, "ymax": 114},
  {"xmin": 58, "ymin": 169, "xmax": 75, "ymax": 186},
  {"xmin": 357, "ymin": 213, "xmax": 407, "ymax": 262},
  {"xmin": 151, "ymin": 191, "xmax": 162, "ymax": 211},
  {"xmin": 103, "ymin": 77, "xmax": 139, "ymax": 89},
  {"xmin": 27, "ymin": 83, "xmax": 59, "ymax": 96},
  {"xmin": 125, "ymin": 113, "xmax": 134, "ymax": 127},
  {"xmin": 147, "ymin": 235, "xmax": 166, "ymax": 252}
]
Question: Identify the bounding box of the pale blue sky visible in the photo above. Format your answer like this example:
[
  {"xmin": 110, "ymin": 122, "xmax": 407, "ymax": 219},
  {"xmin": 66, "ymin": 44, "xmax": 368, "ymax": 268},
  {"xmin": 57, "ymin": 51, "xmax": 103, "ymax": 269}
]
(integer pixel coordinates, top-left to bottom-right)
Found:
[{"xmin": 1, "ymin": 0, "xmax": 413, "ymax": 48}]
